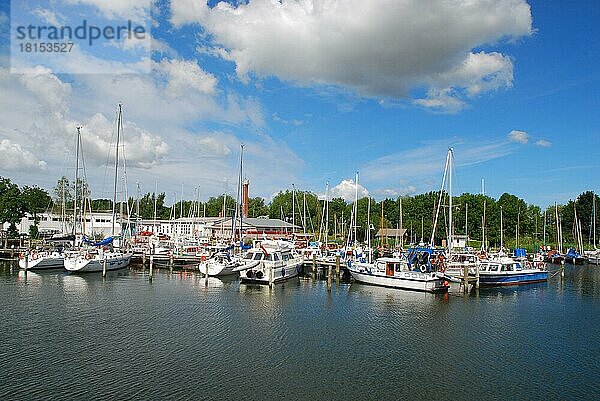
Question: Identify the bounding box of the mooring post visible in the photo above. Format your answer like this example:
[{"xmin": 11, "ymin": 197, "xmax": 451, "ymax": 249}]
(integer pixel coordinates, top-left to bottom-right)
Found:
[
  {"xmin": 463, "ymin": 263, "xmax": 469, "ymax": 294},
  {"xmin": 327, "ymin": 263, "xmax": 333, "ymax": 291},
  {"xmin": 149, "ymin": 255, "xmax": 153, "ymax": 281},
  {"xmin": 475, "ymin": 263, "xmax": 480, "ymax": 289},
  {"xmin": 142, "ymin": 251, "xmax": 146, "ymax": 268},
  {"xmin": 312, "ymin": 253, "xmax": 316, "ymax": 273},
  {"xmin": 102, "ymin": 258, "xmax": 107, "ymax": 278},
  {"xmin": 169, "ymin": 252, "xmax": 174, "ymax": 273},
  {"xmin": 269, "ymin": 267, "xmax": 274, "ymax": 288},
  {"xmin": 561, "ymin": 260, "xmax": 565, "ymax": 279},
  {"xmin": 335, "ymin": 255, "xmax": 341, "ymax": 278},
  {"xmin": 24, "ymin": 251, "xmax": 28, "ymax": 273}
]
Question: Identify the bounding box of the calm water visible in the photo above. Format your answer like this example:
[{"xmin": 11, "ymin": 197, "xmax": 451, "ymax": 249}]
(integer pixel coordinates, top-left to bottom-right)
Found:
[{"xmin": 1, "ymin": 261, "xmax": 599, "ymax": 400}]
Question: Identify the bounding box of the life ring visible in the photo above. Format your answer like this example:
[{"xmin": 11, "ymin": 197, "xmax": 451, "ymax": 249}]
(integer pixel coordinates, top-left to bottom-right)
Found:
[
  {"xmin": 18, "ymin": 252, "xmax": 25, "ymax": 259},
  {"xmin": 85, "ymin": 253, "xmax": 92, "ymax": 260},
  {"xmin": 31, "ymin": 252, "xmax": 39, "ymax": 260},
  {"xmin": 201, "ymin": 255, "xmax": 207, "ymax": 262},
  {"xmin": 419, "ymin": 264, "xmax": 427, "ymax": 273},
  {"xmin": 430, "ymin": 258, "xmax": 436, "ymax": 265},
  {"xmin": 525, "ymin": 261, "xmax": 532, "ymax": 269}
]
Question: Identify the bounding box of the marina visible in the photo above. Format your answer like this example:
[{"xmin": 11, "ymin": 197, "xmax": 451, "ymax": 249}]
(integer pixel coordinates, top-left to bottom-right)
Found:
[{"xmin": 0, "ymin": 259, "xmax": 599, "ymax": 400}]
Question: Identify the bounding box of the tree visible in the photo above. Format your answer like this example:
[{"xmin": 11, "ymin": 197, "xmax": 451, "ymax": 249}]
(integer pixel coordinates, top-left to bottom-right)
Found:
[
  {"xmin": 0, "ymin": 177, "xmax": 25, "ymax": 237},
  {"xmin": 21, "ymin": 185, "xmax": 52, "ymax": 219},
  {"xmin": 248, "ymin": 197, "xmax": 269, "ymax": 217}
]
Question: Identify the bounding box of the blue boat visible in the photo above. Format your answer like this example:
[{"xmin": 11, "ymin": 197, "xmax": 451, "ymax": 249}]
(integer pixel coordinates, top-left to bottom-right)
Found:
[
  {"xmin": 563, "ymin": 248, "xmax": 587, "ymax": 265},
  {"xmin": 477, "ymin": 258, "xmax": 548, "ymax": 286}
]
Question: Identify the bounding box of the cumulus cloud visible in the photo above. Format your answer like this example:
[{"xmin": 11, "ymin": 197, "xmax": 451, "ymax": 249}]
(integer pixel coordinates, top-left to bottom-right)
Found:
[
  {"xmin": 508, "ymin": 130, "xmax": 529, "ymax": 144},
  {"xmin": 535, "ymin": 139, "xmax": 552, "ymax": 148},
  {"xmin": 155, "ymin": 59, "xmax": 218, "ymax": 97},
  {"xmin": 172, "ymin": 0, "xmax": 532, "ymax": 111},
  {"xmin": 64, "ymin": 0, "xmax": 151, "ymax": 22},
  {"xmin": 329, "ymin": 178, "xmax": 369, "ymax": 202},
  {"xmin": 0, "ymin": 139, "xmax": 47, "ymax": 171}
]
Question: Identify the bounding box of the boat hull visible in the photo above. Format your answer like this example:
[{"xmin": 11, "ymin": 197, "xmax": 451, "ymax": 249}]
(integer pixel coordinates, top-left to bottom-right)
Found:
[
  {"xmin": 64, "ymin": 253, "xmax": 132, "ymax": 272},
  {"xmin": 19, "ymin": 255, "xmax": 64, "ymax": 270},
  {"xmin": 240, "ymin": 259, "xmax": 303, "ymax": 285},
  {"xmin": 478, "ymin": 271, "xmax": 548, "ymax": 286},
  {"xmin": 349, "ymin": 267, "xmax": 448, "ymax": 293}
]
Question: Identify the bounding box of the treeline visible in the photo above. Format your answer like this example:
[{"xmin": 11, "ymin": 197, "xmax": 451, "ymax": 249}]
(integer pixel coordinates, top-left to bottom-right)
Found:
[{"xmin": 1, "ymin": 175, "xmax": 598, "ymax": 250}]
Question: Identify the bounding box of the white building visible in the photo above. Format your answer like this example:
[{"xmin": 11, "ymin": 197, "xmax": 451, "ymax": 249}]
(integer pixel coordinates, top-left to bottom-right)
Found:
[{"xmin": 3, "ymin": 211, "xmax": 124, "ymax": 239}]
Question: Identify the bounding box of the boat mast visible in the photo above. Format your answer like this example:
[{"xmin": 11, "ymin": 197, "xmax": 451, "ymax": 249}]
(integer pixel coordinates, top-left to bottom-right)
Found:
[
  {"xmin": 73, "ymin": 126, "xmax": 81, "ymax": 238},
  {"xmin": 111, "ymin": 104, "xmax": 123, "ymax": 238},
  {"xmin": 353, "ymin": 171, "xmax": 359, "ymax": 245},
  {"xmin": 543, "ymin": 209, "xmax": 547, "ymax": 248},
  {"xmin": 292, "ymin": 183, "xmax": 295, "ymax": 234},
  {"xmin": 465, "ymin": 203, "xmax": 468, "ymax": 250},
  {"xmin": 431, "ymin": 148, "xmax": 450, "ymax": 247},
  {"xmin": 448, "ymin": 147, "xmax": 453, "ymax": 258},
  {"xmin": 399, "ymin": 196, "xmax": 403, "ymax": 250},
  {"xmin": 324, "ymin": 182, "xmax": 329, "ymax": 249},
  {"xmin": 367, "ymin": 196, "xmax": 371, "ymax": 263},
  {"xmin": 238, "ymin": 144, "xmax": 244, "ymax": 243},
  {"xmin": 500, "ymin": 206, "xmax": 504, "ymax": 251},
  {"xmin": 594, "ymin": 193, "xmax": 597, "ymax": 249},
  {"xmin": 153, "ymin": 180, "xmax": 158, "ymax": 234},
  {"xmin": 303, "ymin": 192, "xmax": 307, "ymax": 235}
]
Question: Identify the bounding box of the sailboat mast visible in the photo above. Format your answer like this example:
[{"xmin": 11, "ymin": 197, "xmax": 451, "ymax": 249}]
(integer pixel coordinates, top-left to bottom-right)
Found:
[
  {"xmin": 73, "ymin": 126, "xmax": 81, "ymax": 237},
  {"xmin": 303, "ymin": 192, "xmax": 306, "ymax": 235},
  {"xmin": 448, "ymin": 148, "xmax": 453, "ymax": 257},
  {"xmin": 238, "ymin": 144, "xmax": 244, "ymax": 243},
  {"xmin": 500, "ymin": 206, "xmax": 504, "ymax": 250},
  {"xmin": 111, "ymin": 104, "xmax": 122, "ymax": 237},
  {"xmin": 324, "ymin": 182, "xmax": 329, "ymax": 248},
  {"xmin": 292, "ymin": 183, "xmax": 295, "ymax": 234},
  {"xmin": 399, "ymin": 196, "xmax": 403, "ymax": 249},
  {"xmin": 353, "ymin": 171, "xmax": 359, "ymax": 244},
  {"xmin": 367, "ymin": 197, "xmax": 371, "ymax": 263},
  {"xmin": 594, "ymin": 193, "xmax": 597, "ymax": 249}
]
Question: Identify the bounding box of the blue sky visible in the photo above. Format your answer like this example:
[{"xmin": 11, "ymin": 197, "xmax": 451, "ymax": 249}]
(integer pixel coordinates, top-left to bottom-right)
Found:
[{"xmin": 0, "ymin": 0, "xmax": 598, "ymax": 208}]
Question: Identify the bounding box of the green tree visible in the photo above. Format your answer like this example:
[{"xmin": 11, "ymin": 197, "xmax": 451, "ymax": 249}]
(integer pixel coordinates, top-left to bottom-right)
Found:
[{"xmin": 0, "ymin": 177, "xmax": 25, "ymax": 237}]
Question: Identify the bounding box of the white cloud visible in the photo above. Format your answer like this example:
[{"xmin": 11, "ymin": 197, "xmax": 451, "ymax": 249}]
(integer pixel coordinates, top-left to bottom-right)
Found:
[
  {"xmin": 508, "ymin": 130, "xmax": 529, "ymax": 144},
  {"xmin": 155, "ymin": 59, "xmax": 218, "ymax": 97},
  {"xmin": 172, "ymin": 0, "xmax": 532, "ymax": 110},
  {"xmin": 31, "ymin": 7, "xmax": 65, "ymax": 26},
  {"xmin": 0, "ymin": 139, "xmax": 47, "ymax": 171},
  {"xmin": 535, "ymin": 139, "xmax": 552, "ymax": 148},
  {"xmin": 329, "ymin": 179, "xmax": 369, "ymax": 202},
  {"xmin": 64, "ymin": 0, "xmax": 151, "ymax": 22}
]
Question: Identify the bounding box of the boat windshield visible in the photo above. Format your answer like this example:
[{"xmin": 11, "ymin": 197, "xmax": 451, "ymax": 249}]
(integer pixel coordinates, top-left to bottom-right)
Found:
[
  {"xmin": 489, "ymin": 264, "xmax": 499, "ymax": 272},
  {"xmin": 253, "ymin": 253, "xmax": 264, "ymax": 260}
]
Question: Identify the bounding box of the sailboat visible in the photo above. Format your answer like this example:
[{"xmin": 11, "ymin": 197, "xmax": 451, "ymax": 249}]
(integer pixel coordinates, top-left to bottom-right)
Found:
[
  {"xmin": 64, "ymin": 104, "xmax": 132, "ymax": 273},
  {"xmin": 585, "ymin": 193, "xmax": 599, "ymax": 264},
  {"xmin": 347, "ymin": 159, "xmax": 449, "ymax": 293},
  {"xmin": 199, "ymin": 144, "xmax": 256, "ymax": 276}
]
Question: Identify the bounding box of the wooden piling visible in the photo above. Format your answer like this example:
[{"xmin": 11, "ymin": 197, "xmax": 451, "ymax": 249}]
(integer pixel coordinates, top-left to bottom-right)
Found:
[
  {"xmin": 269, "ymin": 267, "xmax": 274, "ymax": 288},
  {"xmin": 169, "ymin": 253, "xmax": 174, "ymax": 273},
  {"xmin": 561, "ymin": 260, "xmax": 565, "ymax": 278},
  {"xmin": 327, "ymin": 264, "xmax": 332, "ymax": 291},
  {"xmin": 142, "ymin": 252, "xmax": 146, "ymax": 267},
  {"xmin": 149, "ymin": 255, "xmax": 153, "ymax": 281},
  {"xmin": 335, "ymin": 255, "xmax": 340, "ymax": 278},
  {"xmin": 463, "ymin": 263, "xmax": 469, "ymax": 293},
  {"xmin": 312, "ymin": 253, "xmax": 316, "ymax": 273},
  {"xmin": 102, "ymin": 258, "xmax": 107, "ymax": 278},
  {"xmin": 475, "ymin": 263, "xmax": 480, "ymax": 289}
]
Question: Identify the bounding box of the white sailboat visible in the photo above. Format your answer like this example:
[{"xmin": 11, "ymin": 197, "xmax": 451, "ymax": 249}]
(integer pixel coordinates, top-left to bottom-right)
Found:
[
  {"xmin": 199, "ymin": 144, "xmax": 250, "ymax": 276},
  {"xmin": 585, "ymin": 193, "xmax": 599, "ymax": 264},
  {"xmin": 64, "ymin": 104, "xmax": 132, "ymax": 273}
]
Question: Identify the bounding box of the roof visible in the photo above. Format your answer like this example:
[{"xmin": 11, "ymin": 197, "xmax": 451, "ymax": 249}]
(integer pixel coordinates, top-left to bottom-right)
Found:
[{"xmin": 375, "ymin": 228, "xmax": 407, "ymax": 238}]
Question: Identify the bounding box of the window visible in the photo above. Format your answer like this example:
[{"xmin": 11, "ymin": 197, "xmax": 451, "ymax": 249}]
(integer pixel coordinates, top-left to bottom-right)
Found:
[
  {"xmin": 253, "ymin": 253, "xmax": 263, "ymax": 260},
  {"xmin": 489, "ymin": 264, "xmax": 499, "ymax": 272}
]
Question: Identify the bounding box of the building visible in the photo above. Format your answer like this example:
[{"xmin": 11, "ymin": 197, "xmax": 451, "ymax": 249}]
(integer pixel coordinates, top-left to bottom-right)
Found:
[
  {"xmin": 3, "ymin": 211, "xmax": 124, "ymax": 238},
  {"xmin": 210, "ymin": 217, "xmax": 301, "ymax": 240},
  {"xmin": 137, "ymin": 217, "xmax": 222, "ymax": 238}
]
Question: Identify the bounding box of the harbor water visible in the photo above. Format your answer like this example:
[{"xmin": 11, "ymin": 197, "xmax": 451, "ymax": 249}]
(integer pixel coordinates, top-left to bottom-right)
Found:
[{"xmin": 1, "ymin": 261, "xmax": 599, "ymax": 400}]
